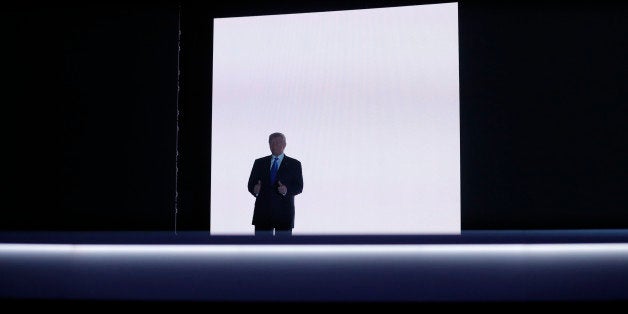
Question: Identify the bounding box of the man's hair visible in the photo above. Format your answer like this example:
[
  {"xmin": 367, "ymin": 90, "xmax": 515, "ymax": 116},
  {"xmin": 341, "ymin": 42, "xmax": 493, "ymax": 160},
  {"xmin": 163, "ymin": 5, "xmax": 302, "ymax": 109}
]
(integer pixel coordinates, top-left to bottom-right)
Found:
[{"xmin": 268, "ymin": 132, "xmax": 286, "ymax": 143}]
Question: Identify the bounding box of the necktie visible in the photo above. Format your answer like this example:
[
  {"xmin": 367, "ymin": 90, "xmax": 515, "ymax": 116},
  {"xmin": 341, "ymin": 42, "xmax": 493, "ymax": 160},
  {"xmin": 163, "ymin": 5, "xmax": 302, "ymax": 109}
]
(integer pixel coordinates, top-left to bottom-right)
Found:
[{"xmin": 270, "ymin": 157, "xmax": 279, "ymax": 184}]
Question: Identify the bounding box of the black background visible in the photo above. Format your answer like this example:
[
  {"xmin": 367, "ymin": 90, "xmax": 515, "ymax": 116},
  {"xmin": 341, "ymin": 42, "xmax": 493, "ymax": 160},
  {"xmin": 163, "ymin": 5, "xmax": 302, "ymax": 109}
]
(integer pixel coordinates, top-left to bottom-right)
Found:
[{"xmin": 4, "ymin": 0, "xmax": 627, "ymax": 231}]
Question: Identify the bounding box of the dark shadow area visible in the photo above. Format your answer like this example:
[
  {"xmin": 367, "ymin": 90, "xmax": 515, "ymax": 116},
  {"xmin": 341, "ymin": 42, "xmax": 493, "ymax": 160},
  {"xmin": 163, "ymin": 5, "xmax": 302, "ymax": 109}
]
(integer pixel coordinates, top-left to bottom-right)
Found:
[{"xmin": 5, "ymin": 2, "xmax": 179, "ymax": 231}]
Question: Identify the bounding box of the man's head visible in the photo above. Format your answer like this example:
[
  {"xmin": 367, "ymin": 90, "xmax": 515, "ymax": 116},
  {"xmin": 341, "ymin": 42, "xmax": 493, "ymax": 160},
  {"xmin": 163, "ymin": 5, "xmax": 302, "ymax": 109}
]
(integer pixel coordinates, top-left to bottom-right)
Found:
[{"xmin": 269, "ymin": 132, "xmax": 286, "ymax": 156}]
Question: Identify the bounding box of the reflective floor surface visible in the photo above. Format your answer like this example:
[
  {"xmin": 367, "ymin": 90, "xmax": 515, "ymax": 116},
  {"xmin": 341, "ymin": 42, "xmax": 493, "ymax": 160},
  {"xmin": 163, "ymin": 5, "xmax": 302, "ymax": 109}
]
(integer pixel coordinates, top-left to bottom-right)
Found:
[{"xmin": 1, "ymin": 230, "xmax": 628, "ymax": 304}]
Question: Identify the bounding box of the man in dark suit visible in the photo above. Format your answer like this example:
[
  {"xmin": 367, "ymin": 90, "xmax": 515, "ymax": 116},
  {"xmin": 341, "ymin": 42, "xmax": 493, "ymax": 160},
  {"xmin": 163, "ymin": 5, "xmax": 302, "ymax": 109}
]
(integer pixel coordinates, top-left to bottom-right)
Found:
[{"xmin": 248, "ymin": 132, "xmax": 303, "ymax": 236}]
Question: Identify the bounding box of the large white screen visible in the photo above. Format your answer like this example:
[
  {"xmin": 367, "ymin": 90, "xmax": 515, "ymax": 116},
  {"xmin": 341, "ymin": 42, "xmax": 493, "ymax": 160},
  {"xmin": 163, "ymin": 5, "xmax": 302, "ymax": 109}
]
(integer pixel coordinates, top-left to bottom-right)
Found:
[{"xmin": 211, "ymin": 3, "xmax": 460, "ymax": 235}]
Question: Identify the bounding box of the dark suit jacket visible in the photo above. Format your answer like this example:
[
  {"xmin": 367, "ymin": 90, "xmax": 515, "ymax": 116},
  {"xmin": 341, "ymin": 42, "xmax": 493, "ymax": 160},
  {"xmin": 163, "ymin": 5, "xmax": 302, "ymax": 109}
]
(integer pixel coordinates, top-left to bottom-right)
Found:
[{"xmin": 248, "ymin": 155, "xmax": 303, "ymax": 229}]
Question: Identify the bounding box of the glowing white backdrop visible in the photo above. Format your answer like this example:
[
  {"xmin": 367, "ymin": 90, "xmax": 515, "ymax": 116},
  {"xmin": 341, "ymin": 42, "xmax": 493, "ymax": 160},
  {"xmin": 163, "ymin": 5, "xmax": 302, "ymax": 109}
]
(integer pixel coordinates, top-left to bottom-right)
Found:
[{"xmin": 211, "ymin": 3, "xmax": 460, "ymax": 235}]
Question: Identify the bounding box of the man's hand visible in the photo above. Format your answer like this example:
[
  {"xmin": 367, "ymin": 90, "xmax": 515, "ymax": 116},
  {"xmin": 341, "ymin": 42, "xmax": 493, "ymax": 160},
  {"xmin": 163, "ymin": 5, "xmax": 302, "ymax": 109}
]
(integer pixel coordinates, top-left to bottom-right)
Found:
[
  {"xmin": 253, "ymin": 180, "xmax": 261, "ymax": 196},
  {"xmin": 277, "ymin": 181, "xmax": 287, "ymax": 196}
]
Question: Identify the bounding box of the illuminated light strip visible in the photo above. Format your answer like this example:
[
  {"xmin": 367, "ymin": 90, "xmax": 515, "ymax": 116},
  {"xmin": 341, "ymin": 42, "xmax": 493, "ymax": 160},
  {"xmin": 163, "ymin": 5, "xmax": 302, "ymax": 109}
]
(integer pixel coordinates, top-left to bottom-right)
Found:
[{"xmin": 1, "ymin": 243, "xmax": 628, "ymax": 255}]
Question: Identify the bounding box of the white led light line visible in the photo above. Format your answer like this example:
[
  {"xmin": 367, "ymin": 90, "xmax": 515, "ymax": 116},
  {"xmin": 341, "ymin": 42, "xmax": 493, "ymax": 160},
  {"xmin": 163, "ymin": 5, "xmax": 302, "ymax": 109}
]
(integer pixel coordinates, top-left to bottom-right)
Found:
[{"xmin": 1, "ymin": 243, "xmax": 628, "ymax": 256}]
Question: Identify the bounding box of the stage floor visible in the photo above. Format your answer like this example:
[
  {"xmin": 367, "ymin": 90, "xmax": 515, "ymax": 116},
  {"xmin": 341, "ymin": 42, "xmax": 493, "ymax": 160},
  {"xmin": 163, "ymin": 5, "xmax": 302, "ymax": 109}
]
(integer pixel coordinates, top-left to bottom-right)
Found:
[{"xmin": 1, "ymin": 230, "xmax": 628, "ymax": 304}]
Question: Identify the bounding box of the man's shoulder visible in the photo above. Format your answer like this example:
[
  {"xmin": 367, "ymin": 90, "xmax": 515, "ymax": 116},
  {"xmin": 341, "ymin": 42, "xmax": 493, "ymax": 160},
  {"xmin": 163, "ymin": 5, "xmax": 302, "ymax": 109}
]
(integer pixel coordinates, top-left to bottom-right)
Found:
[
  {"xmin": 254, "ymin": 156, "xmax": 271, "ymax": 163},
  {"xmin": 284, "ymin": 156, "xmax": 301, "ymax": 165}
]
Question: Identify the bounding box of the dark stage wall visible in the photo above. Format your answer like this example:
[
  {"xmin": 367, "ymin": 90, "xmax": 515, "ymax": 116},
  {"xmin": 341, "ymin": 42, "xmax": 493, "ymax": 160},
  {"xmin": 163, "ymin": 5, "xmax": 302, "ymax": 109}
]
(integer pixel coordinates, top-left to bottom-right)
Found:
[
  {"xmin": 4, "ymin": 0, "xmax": 627, "ymax": 231},
  {"xmin": 5, "ymin": 3, "xmax": 180, "ymax": 230},
  {"xmin": 459, "ymin": 1, "xmax": 628, "ymax": 229}
]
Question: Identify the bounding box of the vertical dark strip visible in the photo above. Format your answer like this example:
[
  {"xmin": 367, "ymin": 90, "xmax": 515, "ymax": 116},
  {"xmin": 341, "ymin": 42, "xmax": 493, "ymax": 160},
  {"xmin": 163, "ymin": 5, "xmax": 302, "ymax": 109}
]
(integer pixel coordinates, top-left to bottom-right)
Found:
[{"xmin": 177, "ymin": 2, "xmax": 212, "ymax": 231}]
